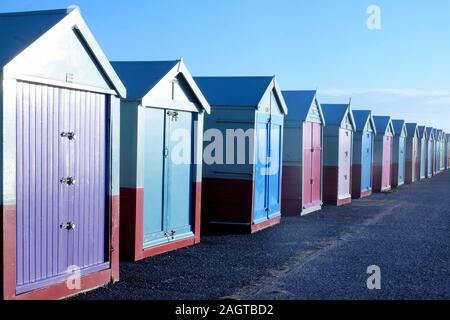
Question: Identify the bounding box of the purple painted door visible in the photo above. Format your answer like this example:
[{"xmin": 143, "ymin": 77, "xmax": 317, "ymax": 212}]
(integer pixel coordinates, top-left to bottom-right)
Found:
[{"xmin": 16, "ymin": 82, "xmax": 109, "ymax": 294}]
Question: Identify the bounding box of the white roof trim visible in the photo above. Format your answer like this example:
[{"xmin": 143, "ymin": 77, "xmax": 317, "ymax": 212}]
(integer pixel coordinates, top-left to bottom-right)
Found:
[
  {"xmin": 142, "ymin": 59, "xmax": 211, "ymax": 114},
  {"xmin": 5, "ymin": 8, "xmax": 126, "ymax": 97},
  {"xmin": 258, "ymin": 77, "xmax": 288, "ymax": 115}
]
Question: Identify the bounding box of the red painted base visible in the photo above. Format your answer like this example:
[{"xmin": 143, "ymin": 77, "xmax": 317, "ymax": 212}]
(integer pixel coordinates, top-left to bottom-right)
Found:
[
  {"xmin": 325, "ymin": 197, "xmax": 352, "ymax": 207},
  {"xmin": 372, "ymin": 165, "xmax": 391, "ymax": 193},
  {"xmin": 351, "ymin": 164, "xmax": 362, "ymax": 198},
  {"xmin": 360, "ymin": 190, "xmax": 373, "ymax": 198},
  {"xmin": 405, "ymin": 161, "xmax": 417, "ymax": 184},
  {"xmin": 281, "ymin": 166, "xmax": 303, "ymax": 216},
  {"xmin": 323, "ymin": 165, "xmax": 338, "ymax": 205},
  {"xmin": 202, "ymin": 178, "xmax": 253, "ymax": 225},
  {"xmin": 337, "ymin": 197, "xmax": 352, "ymax": 206},
  {"xmin": 251, "ymin": 217, "xmax": 281, "ymax": 234},
  {"xmin": 120, "ymin": 183, "xmax": 202, "ymax": 262},
  {"xmin": 391, "ymin": 163, "xmax": 400, "ymax": 188},
  {"xmin": 140, "ymin": 237, "xmax": 198, "ymax": 260},
  {"xmin": 323, "ymin": 166, "xmax": 351, "ymax": 206},
  {"xmin": 2, "ymin": 195, "xmax": 119, "ymax": 300}
]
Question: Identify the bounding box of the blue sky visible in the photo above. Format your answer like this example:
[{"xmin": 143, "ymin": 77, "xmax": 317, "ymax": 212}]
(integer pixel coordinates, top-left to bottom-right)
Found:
[{"xmin": 1, "ymin": 0, "xmax": 450, "ymax": 131}]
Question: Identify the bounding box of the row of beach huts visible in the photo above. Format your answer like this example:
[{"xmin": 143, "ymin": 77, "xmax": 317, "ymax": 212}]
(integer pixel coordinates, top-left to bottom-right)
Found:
[{"xmin": 0, "ymin": 8, "xmax": 449, "ymax": 300}]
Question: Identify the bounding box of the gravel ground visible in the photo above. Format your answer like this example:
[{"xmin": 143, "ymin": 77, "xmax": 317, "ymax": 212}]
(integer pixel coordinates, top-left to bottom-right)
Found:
[{"xmin": 75, "ymin": 170, "xmax": 450, "ymax": 300}]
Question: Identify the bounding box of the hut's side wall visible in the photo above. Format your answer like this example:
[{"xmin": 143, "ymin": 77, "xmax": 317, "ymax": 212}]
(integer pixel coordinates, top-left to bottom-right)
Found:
[
  {"xmin": 391, "ymin": 136, "xmax": 400, "ymax": 188},
  {"xmin": 119, "ymin": 101, "xmax": 140, "ymax": 261},
  {"xmin": 202, "ymin": 106, "xmax": 256, "ymax": 226},
  {"xmin": 372, "ymin": 135, "xmax": 385, "ymax": 192},
  {"xmin": 351, "ymin": 132, "xmax": 363, "ymax": 197},
  {"xmin": 323, "ymin": 125, "xmax": 339, "ymax": 204},
  {"xmin": 282, "ymin": 121, "xmax": 303, "ymax": 215}
]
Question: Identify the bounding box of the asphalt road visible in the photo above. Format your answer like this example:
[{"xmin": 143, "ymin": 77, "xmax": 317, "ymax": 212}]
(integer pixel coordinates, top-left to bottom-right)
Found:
[{"xmin": 76, "ymin": 170, "xmax": 450, "ymax": 300}]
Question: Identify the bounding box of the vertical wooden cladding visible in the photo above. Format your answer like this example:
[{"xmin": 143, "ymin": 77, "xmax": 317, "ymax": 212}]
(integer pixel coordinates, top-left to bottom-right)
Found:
[
  {"xmin": 302, "ymin": 122, "xmax": 322, "ymax": 209},
  {"xmin": 381, "ymin": 136, "xmax": 392, "ymax": 190},
  {"xmin": 338, "ymin": 129, "xmax": 352, "ymax": 200},
  {"xmin": 16, "ymin": 81, "xmax": 108, "ymax": 294}
]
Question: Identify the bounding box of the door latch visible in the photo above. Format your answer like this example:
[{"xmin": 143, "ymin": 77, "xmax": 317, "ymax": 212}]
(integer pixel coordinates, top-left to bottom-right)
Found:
[
  {"xmin": 310, "ymin": 178, "xmax": 314, "ymax": 185},
  {"xmin": 165, "ymin": 230, "xmax": 177, "ymax": 239},
  {"xmin": 60, "ymin": 221, "xmax": 76, "ymax": 230},
  {"xmin": 60, "ymin": 177, "xmax": 76, "ymax": 186},
  {"xmin": 61, "ymin": 132, "xmax": 76, "ymax": 140},
  {"xmin": 167, "ymin": 111, "xmax": 179, "ymax": 121}
]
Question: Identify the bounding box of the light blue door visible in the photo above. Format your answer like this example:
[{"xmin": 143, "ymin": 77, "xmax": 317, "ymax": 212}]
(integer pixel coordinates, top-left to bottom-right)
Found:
[
  {"xmin": 268, "ymin": 116, "xmax": 283, "ymax": 219},
  {"xmin": 254, "ymin": 114, "xmax": 283, "ymax": 224},
  {"xmin": 143, "ymin": 108, "xmax": 194, "ymax": 248},
  {"xmin": 166, "ymin": 110, "xmax": 194, "ymax": 242},
  {"xmin": 361, "ymin": 132, "xmax": 373, "ymax": 192},
  {"xmin": 398, "ymin": 137, "xmax": 406, "ymax": 184},
  {"xmin": 254, "ymin": 114, "xmax": 269, "ymax": 224},
  {"xmin": 143, "ymin": 108, "xmax": 167, "ymax": 247}
]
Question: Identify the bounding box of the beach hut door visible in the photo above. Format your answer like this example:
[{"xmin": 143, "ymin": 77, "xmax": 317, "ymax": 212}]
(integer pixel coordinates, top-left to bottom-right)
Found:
[
  {"xmin": 338, "ymin": 129, "xmax": 352, "ymax": 199},
  {"xmin": 399, "ymin": 137, "xmax": 406, "ymax": 184},
  {"xmin": 16, "ymin": 82, "xmax": 108, "ymax": 294},
  {"xmin": 254, "ymin": 114, "xmax": 282, "ymax": 223},
  {"xmin": 362, "ymin": 132, "xmax": 373, "ymax": 192},
  {"xmin": 143, "ymin": 108, "xmax": 193, "ymax": 248}
]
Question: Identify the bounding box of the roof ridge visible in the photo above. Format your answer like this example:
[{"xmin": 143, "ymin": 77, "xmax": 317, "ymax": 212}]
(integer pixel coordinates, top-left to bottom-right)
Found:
[
  {"xmin": 0, "ymin": 8, "xmax": 70, "ymax": 17},
  {"xmin": 194, "ymin": 75, "xmax": 274, "ymax": 79},
  {"xmin": 112, "ymin": 60, "xmax": 180, "ymax": 64}
]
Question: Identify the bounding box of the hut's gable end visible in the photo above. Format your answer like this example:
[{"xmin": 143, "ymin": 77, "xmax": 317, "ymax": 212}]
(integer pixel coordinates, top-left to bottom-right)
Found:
[
  {"xmin": 365, "ymin": 120, "xmax": 374, "ymax": 133},
  {"xmin": 306, "ymin": 98, "xmax": 322, "ymax": 124},
  {"xmin": 386, "ymin": 123, "xmax": 394, "ymax": 137},
  {"xmin": 143, "ymin": 72, "xmax": 202, "ymax": 113},
  {"xmin": 341, "ymin": 112, "xmax": 353, "ymax": 130},
  {"xmin": 258, "ymin": 87, "xmax": 284, "ymax": 116},
  {"xmin": 5, "ymin": 21, "xmax": 110, "ymax": 89},
  {"xmin": 401, "ymin": 126, "xmax": 408, "ymax": 138}
]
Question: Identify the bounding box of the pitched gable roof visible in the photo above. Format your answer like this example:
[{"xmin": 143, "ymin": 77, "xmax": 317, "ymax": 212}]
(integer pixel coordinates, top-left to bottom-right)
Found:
[
  {"xmin": 194, "ymin": 76, "xmax": 287, "ymax": 112},
  {"xmin": 373, "ymin": 116, "xmax": 394, "ymax": 136},
  {"xmin": 418, "ymin": 126, "xmax": 427, "ymax": 139},
  {"xmin": 352, "ymin": 110, "xmax": 376, "ymax": 134},
  {"xmin": 112, "ymin": 61, "xmax": 179, "ymax": 100},
  {"xmin": 282, "ymin": 90, "xmax": 324, "ymax": 124},
  {"xmin": 392, "ymin": 120, "xmax": 406, "ymax": 137},
  {"xmin": 112, "ymin": 60, "xmax": 210, "ymax": 113},
  {"xmin": 321, "ymin": 103, "xmax": 355, "ymax": 130},
  {"xmin": 406, "ymin": 123, "xmax": 418, "ymax": 137},
  {"xmin": 0, "ymin": 8, "xmax": 125, "ymax": 97},
  {"xmin": 426, "ymin": 127, "xmax": 434, "ymax": 140},
  {"xmin": 0, "ymin": 9, "xmax": 69, "ymax": 68}
]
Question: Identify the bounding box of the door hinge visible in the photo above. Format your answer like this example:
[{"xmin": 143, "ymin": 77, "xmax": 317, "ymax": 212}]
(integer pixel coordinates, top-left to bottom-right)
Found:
[
  {"xmin": 60, "ymin": 221, "xmax": 76, "ymax": 230},
  {"xmin": 163, "ymin": 147, "xmax": 169, "ymax": 158},
  {"xmin": 60, "ymin": 177, "xmax": 76, "ymax": 186},
  {"xmin": 61, "ymin": 132, "xmax": 76, "ymax": 140}
]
